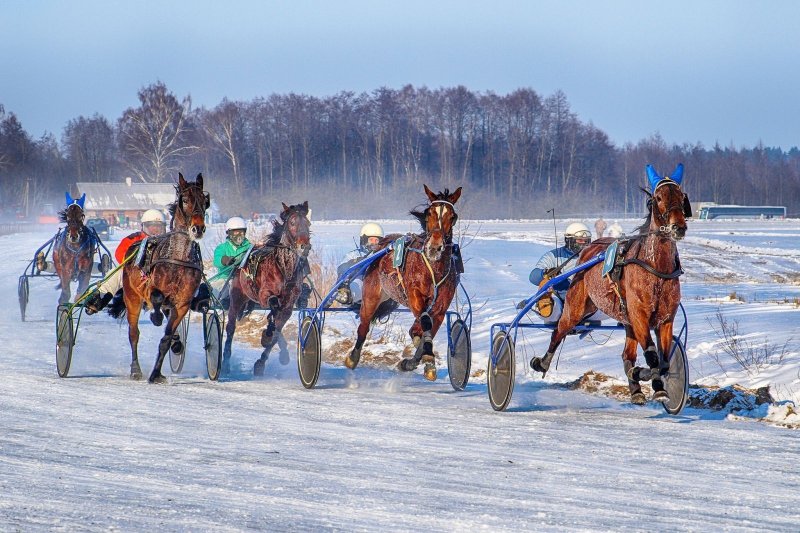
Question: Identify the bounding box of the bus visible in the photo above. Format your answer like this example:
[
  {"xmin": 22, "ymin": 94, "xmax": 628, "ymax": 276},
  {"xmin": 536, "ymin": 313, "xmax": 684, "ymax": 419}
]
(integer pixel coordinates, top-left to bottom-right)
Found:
[{"xmin": 696, "ymin": 204, "xmax": 786, "ymax": 220}]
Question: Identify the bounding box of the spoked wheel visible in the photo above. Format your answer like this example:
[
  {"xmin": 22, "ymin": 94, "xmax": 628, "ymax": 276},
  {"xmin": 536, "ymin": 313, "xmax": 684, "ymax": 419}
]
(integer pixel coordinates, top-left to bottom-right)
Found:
[
  {"xmin": 18, "ymin": 276, "xmax": 29, "ymax": 321},
  {"xmin": 297, "ymin": 316, "xmax": 321, "ymax": 389},
  {"xmin": 169, "ymin": 315, "xmax": 190, "ymax": 374},
  {"xmin": 488, "ymin": 331, "xmax": 516, "ymax": 411},
  {"xmin": 204, "ymin": 311, "xmax": 223, "ymax": 381},
  {"xmin": 56, "ymin": 304, "xmax": 75, "ymax": 378},
  {"xmin": 447, "ymin": 318, "xmax": 471, "ymax": 391},
  {"xmin": 662, "ymin": 335, "xmax": 689, "ymax": 415}
]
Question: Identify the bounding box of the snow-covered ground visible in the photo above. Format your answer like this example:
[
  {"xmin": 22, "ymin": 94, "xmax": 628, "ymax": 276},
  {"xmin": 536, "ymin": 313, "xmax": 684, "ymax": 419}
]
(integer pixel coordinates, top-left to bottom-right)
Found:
[{"xmin": 2, "ymin": 218, "xmax": 799, "ymax": 531}]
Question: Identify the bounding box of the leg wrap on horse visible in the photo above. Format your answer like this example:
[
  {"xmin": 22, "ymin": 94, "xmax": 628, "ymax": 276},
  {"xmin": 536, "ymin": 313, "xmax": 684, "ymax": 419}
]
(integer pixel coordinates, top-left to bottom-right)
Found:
[
  {"xmin": 644, "ymin": 346, "xmax": 659, "ymax": 369},
  {"xmin": 420, "ymin": 312, "xmax": 433, "ymax": 332},
  {"xmin": 530, "ymin": 351, "xmax": 554, "ymax": 376}
]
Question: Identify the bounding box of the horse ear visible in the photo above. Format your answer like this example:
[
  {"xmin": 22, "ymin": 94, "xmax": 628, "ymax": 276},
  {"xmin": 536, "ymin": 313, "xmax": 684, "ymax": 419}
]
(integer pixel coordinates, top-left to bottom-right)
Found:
[
  {"xmin": 670, "ymin": 163, "xmax": 684, "ymax": 185},
  {"xmin": 683, "ymin": 194, "xmax": 693, "ymax": 218},
  {"xmin": 65, "ymin": 192, "xmax": 74, "ymax": 206},
  {"xmin": 449, "ymin": 187, "xmax": 462, "ymax": 204},
  {"xmin": 77, "ymin": 193, "xmax": 86, "ymax": 209},
  {"xmin": 178, "ymin": 173, "xmax": 187, "ymax": 188},
  {"xmin": 281, "ymin": 202, "xmax": 289, "ymax": 213},
  {"xmin": 646, "ymin": 164, "xmax": 661, "ymax": 192},
  {"xmin": 423, "ymin": 184, "xmax": 437, "ymax": 202},
  {"xmin": 195, "ymin": 173, "xmax": 203, "ymax": 188}
]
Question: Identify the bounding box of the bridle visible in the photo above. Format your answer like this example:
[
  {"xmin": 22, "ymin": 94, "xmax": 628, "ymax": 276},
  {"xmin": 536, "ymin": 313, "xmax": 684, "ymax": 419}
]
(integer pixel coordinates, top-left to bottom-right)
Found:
[
  {"xmin": 173, "ymin": 183, "xmax": 208, "ymax": 230},
  {"xmin": 427, "ymin": 199, "xmax": 456, "ymax": 242},
  {"xmin": 650, "ymin": 181, "xmax": 686, "ymax": 234}
]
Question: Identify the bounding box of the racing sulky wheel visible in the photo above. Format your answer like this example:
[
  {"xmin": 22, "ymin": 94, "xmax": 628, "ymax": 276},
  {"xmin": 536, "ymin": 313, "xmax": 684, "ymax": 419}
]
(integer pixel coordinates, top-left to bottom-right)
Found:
[
  {"xmin": 18, "ymin": 276, "xmax": 29, "ymax": 321},
  {"xmin": 297, "ymin": 316, "xmax": 322, "ymax": 389},
  {"xmin": 56, "ymin": 304, "xmax": 75, "ymax": 378},
  {"xmin": 447, "ymin": 318, "xmax": 471, "ymax": 391},
  {"xmin": 488, "ymin": 330, "xmax": 516, "ymax": 411},
  {"xmin": 204, "ymin": 311, "xmax": 223, "ymax": 381},
  {"xmin": 661, "ymin": 335, "xmax": 689, "ymax": 415},
  {"xmin": 169, "ymin": 315, "xmax": 190, "ymax": 374}
]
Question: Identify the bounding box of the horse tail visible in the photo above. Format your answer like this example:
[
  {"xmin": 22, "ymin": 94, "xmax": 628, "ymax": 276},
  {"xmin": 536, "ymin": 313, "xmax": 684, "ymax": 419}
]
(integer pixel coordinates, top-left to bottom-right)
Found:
[
  {"xmin": 373, "ymin": 299, "xmax": 399, "ymax": 322},
  {"xmin": 107, "ymin": 294, "xmax": 127, "ymax": 319}
]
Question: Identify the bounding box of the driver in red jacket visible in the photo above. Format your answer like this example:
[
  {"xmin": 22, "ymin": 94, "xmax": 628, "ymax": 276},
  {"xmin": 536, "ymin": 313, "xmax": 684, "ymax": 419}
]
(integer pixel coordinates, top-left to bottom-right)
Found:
[{"xmin": 85, "ymin": 209, "xmax": 166, "ymax": 314}]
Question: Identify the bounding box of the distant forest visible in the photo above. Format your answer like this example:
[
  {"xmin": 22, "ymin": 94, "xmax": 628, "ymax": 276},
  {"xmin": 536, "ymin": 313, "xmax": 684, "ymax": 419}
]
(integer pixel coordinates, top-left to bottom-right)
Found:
[{"xmin": 2, "ymin": 81, "xmax": 799, "ymax": 219}]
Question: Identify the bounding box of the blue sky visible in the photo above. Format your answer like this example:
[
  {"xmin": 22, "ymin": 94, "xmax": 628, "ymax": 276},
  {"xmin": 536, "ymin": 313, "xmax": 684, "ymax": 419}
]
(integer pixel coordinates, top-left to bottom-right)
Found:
[{"xmin": 2, "ymin": 0, "xmax": 798, "ymax": 149}]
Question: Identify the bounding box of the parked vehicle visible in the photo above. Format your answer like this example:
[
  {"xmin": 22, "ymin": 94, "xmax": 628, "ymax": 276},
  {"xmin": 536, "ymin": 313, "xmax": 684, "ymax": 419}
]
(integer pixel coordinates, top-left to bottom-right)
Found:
[{"xmin": 86, "ymin": 218, "xmax": 111, "ymax": 238}]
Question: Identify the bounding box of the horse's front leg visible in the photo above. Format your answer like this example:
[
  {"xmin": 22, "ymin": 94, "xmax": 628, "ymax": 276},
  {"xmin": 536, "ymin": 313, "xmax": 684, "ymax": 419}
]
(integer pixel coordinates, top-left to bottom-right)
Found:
[
  {"xmin": 76, "ymin": 270, "xmax": 92, "ymax": 302},
  {"xmin": 621, "ymin": 311, "xmax": 664, "ymax": 402},
  {"xmin": 622, "ymin": 329, "xmax": 645, "ymax": 405},
  {"xmin": 255, "ymin": 301, "xmax": 294, "ymax": 375},
  {"xmin": 399, "ymin": 289, "xmax": 436, "ymax": 379},
  {"xmin": 58, "ymin": 272, "xmax": 72, "ymax": 305},
  {"xmin": 345, "ymin": 273, "xmax": 381, "ymax": 370},
  {"xmin": 149, "ymin": 303, "xmax": 188, "ymax": 384}
]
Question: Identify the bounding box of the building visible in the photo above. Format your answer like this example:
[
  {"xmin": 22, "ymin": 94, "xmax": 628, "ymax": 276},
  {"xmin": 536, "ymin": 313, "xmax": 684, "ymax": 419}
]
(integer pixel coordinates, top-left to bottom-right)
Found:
[{"xmin": 75, "ymin": 178, "xmax": 175, "ymax": 226}]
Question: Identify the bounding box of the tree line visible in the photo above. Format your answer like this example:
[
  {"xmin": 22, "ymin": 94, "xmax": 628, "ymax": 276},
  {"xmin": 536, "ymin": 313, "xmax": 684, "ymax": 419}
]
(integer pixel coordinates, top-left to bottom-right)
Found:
[{"xmin": 2, "ymin": 82, "xmax": 799, "ymax": 219}]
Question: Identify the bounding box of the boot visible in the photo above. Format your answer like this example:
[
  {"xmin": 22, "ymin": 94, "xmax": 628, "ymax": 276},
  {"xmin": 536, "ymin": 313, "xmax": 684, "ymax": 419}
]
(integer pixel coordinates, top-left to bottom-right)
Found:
[
  {"xmin": 335, "ymin": 285, "xmax": 352, "ymax": 305},
  {"xmin": 190, "ymin": 283, "xmax": 211, "ymax": 312},
  {"xmin": 85, "ymin": 292, "xmax": 113, "ymax": 315},
  {"xmin": 36, "ymin": 251, "xmax": 48, "ymax": 273}
]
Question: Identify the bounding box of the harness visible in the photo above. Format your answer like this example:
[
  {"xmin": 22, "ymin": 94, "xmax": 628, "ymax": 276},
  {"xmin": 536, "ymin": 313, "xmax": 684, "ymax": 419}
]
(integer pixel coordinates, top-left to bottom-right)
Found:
[
  {"xmin": 135, "ymin": 231, "xmax": 204, "ymax": 276},
  {"xmin": 56, "ymin": 225, "xmax": 99, "ymax": 280}
]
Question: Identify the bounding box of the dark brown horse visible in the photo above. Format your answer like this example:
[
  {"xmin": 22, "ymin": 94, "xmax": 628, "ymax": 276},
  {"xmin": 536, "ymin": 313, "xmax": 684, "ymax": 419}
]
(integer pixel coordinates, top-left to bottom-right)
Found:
[
  {"xmin": 224, "ymin": 201, "xmax": 311, "ymax": 376},
  {"xmin": 53, "ymin": 193, "xmax": 96, "ymax": 304},
  {"xmin": 531, "ymin": 163, "xmax": 689, "ymax": 404},
  {"xmin": 344, "ymin": 185, "xmax": 462, "ymax": 381},
  {"xmin": 118, "ymin": 173, "xmax": 209, "ymax": 382}
]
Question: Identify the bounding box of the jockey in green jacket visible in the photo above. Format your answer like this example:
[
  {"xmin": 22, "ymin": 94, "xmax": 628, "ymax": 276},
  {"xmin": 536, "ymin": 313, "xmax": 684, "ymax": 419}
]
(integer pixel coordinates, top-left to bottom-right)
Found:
[{"xmin": 213, "ymin": 216, "xmax": 252, "ymax": 279}]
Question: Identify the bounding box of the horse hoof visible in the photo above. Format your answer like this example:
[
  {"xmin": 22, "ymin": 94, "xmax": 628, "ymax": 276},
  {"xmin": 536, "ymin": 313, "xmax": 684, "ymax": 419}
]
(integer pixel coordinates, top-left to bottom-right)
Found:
[
  {"xmin": 149, "ymin": 373, "xmax": 167, "ymax": 384},
  {"xmin": 279, "ymin": 348, "xmax": 290, "ymax": 365},
  {"xmin": 221, "ymin": 359, "xmax": 231, "ymax": 376},
  {"xmin": 398, "ymin": 358, "xmax": 418, "ymax": 372},
  {"xmin": 530, "ymin": 357, "xmax": 548, "ymax": 376},
  {"xmin": 130, "ymin": 364, "xmax": 143, "ymax": 380},
  {"xmin": 630, "ymin": 392, "xmax": 647, "ymax": 405},
  {"xmin": 651, "ymin": 390, "xmax": 669, "ymax": 403},
  {"xmin": 253, "ymin": 359, "xmax": 266, "ymax": 376},
  {"xmin": 344, "ymin": 353, "xmax": 359, "ymax": 370},
  {"xmin": 150, "ymin": 312, "xmax": 163, "ymax": 327},
  {"xmin": 424, "ymin": 363, "xmax": 437, "ymax": 382}
]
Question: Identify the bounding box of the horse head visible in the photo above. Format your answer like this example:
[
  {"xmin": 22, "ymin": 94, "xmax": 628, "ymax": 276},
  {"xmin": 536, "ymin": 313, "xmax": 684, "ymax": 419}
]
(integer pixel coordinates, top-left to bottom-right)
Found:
[
  {"xmin": 413, "ymin": 184, "xmax": 462, "ymax": 262},
  {"xmin": 61, "ymin": 193, "xmax": 86, "ymax": 244},
  {"xmin": 170, "ymin": 173, "xmax": 210, "ymax": 240},
  {"xmin": 644, "ymin": 163, "xmax": 689, "ymax": 240},
  {"xmin": 279, "ymin": 201, "xmax": 312, "ymax": 255}
]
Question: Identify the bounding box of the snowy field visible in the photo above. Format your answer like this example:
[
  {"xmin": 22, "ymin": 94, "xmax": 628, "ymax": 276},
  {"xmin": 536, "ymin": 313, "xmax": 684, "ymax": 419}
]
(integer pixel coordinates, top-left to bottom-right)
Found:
[{"xmin": 2, "ymin": 217, "xmax": 800, "ymax": 531}]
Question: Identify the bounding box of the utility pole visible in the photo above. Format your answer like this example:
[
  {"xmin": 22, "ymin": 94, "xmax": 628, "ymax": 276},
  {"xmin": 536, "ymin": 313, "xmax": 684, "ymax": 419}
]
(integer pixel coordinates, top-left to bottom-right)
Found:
[{"xmin": 23, "ymin": 178, "xmax": 31, "ymax": 218}]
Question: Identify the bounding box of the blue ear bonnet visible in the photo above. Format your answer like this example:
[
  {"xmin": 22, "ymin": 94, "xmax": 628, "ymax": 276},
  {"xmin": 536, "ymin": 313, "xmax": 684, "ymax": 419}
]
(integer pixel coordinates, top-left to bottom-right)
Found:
[
  {"xmin": 647, "ymin": 163, "xmax": 684, "ymax": 192},
  {"xmin": 65, "ymin": 192, "xmax": 86, "ymax": 209}
]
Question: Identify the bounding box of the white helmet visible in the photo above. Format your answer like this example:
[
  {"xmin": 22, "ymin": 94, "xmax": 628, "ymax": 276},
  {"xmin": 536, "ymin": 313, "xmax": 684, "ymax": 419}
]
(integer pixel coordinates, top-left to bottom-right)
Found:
[
  {"xmin": 360, "ymin": 222, "xmax": 384, "ymax": 238},
  {"xmin": 225, "ymin": 217, "xmax": 247, "ymax": 232},
  {"xmin": 141, "ymin": 209, "xmax": 165, "ymax": 224},
  {"xmin": 564, "ymin": 222, "xmax": 591, "ymax": 253}
]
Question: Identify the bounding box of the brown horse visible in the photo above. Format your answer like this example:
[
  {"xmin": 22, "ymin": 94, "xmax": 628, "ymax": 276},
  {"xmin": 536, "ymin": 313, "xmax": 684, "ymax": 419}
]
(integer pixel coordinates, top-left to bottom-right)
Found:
[
  {"xmin": 344, "ymin": 185, "xmax": 463, "ymax": 381},
  {"xmin": 224, "ymin": 201, "xmax": 311, "ymax": 376},
  {"xmin": 53, "ymin": 193, "xmax": 96, "ymax": 304},
  {"xmin": 531, "ymin": 163, "xmax": 689, "ymax": 404},
  {"xmin": 117, "ymin": 173, "xmax": 209, "ymax": 382}
]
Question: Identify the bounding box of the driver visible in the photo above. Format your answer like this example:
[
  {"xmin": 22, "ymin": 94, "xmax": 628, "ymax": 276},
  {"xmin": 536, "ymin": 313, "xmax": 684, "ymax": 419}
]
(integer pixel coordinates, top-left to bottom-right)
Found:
[
  {"xmin": 85, "ymin": 209, "xmax": 167, "ymax": 314},
  {"xmin": 335, "ymin": 222, "xmax": 384, "ymax": 306}
]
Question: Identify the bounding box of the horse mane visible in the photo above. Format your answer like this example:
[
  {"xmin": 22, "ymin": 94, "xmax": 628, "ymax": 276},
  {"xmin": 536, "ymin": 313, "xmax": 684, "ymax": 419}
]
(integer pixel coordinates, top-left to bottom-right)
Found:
[
  {"xmin": 58, "ymin": 208, "xmax": 69, "ymax": 223},
  {"xmin": 265, "ymin": 203, "xmax": 310, "ymax": 246},
  {"xmin": 633, "ymin": 187, "xmax": 653, "ymax": 235},
  {"xmin": 409, "ymin": 187, "xmax": 454, "ymax": 232}
]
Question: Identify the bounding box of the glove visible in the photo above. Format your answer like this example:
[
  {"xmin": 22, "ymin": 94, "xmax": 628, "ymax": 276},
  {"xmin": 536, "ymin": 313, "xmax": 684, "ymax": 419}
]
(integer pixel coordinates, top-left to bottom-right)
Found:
[{"xmin": 221, "ymin": 255, "xmax": 234, "ymax": 266}]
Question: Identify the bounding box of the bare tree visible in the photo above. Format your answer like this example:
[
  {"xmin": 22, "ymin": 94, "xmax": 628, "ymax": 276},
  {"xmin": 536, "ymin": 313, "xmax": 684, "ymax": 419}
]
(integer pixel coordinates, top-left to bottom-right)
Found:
[
  {"xmin": 117, "ymin": 81, "xmax": 197, "ymax": 183},
  {"xmin": 62, "ymin": 114, "xmax": 116, "ymax": 181}
]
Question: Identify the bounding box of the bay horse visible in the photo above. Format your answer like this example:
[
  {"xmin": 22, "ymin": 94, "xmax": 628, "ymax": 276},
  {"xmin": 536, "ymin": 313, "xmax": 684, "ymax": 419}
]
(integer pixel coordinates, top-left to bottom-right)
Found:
[
  {"xmin": 223, "ymin": 201, "xmax": 311, "ymax": 376},
  {"xmin": 53, "ymin": 193, "xmax": 96, "ymax": 304},
  {"xmin": 531, "ymin": 163, "xmax": 689, "ymax": 404},
  {"xmin": 117, "ymin": 173, "xmax": 209, "ymax": 382},
  {"xmin": 344, "ymin": 185, "xmax": 462, "ymax": 381}
]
